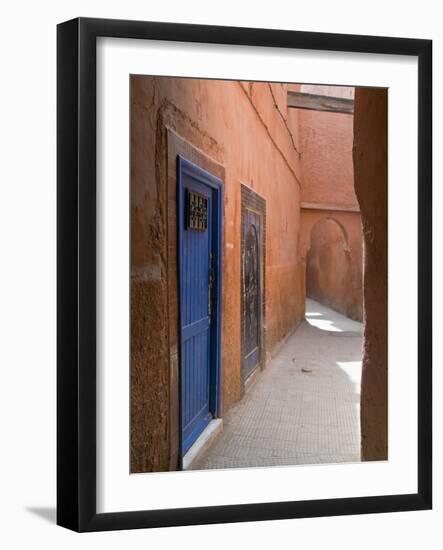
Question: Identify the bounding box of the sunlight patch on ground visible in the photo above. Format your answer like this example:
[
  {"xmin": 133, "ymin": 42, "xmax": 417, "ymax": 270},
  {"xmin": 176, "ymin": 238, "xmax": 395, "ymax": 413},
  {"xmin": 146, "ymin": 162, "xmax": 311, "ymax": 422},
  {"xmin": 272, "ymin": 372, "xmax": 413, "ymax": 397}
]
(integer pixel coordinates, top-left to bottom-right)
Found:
[
  {"xmin": 306, "ymin": 316, "xmax": 344, "ymax": 332},
  {"xmin": 198, "ymin": 299, "xmax": 363, "ymax": 470},
  {"xmin": 305, "ymin": 298, "xmax": 363, "ymax": 334},
  {"xmin": 336, "ymin": 360, "xmax": 362, "ymax": 389}
]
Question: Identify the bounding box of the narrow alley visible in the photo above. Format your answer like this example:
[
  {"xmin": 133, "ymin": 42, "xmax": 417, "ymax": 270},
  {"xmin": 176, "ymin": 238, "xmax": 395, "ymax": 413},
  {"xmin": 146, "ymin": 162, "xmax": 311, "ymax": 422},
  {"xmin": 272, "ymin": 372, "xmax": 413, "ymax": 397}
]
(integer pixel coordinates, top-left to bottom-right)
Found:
[{"xmin": 196, "ymin": 299, "xmax": 363, "ymax": 470}]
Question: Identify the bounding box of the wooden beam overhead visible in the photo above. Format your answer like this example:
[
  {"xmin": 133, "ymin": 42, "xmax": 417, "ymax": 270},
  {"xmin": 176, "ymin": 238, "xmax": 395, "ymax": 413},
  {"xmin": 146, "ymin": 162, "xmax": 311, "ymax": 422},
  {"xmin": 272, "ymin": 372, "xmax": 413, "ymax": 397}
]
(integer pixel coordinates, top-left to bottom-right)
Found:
[{"xmin": 287, "ymin": 91, "xmax": 354, "ymax": 115}]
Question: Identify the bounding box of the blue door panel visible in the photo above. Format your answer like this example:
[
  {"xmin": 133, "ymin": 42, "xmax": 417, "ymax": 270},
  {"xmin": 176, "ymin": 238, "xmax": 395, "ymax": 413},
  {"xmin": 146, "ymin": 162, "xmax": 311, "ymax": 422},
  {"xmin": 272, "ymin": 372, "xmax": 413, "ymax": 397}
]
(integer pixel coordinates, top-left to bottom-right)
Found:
[{"xmin": 178, "ymin": 157, "xmax": 222, "ymax": 457}]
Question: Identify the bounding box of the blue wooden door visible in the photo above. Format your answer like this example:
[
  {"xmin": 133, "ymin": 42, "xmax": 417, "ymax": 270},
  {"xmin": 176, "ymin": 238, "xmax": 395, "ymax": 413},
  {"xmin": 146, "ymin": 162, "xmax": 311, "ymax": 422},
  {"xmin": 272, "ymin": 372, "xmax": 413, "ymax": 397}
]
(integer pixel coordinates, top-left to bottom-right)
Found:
[
  {"xmin": 177, "ymin": 157, "xmax": 222, "ymax": 457},
  {"xmin": 243, "ymin": 209, "xmax": 261, "ymax": 380}
]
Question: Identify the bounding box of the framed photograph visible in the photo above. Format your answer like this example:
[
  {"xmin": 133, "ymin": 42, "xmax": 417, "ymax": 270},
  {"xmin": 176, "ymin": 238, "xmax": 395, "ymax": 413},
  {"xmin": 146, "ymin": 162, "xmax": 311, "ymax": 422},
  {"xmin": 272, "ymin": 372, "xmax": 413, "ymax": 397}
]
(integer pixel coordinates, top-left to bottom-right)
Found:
[{"xmin": 57, "ymin": 17, "xmax": 432, "ymax": 532}]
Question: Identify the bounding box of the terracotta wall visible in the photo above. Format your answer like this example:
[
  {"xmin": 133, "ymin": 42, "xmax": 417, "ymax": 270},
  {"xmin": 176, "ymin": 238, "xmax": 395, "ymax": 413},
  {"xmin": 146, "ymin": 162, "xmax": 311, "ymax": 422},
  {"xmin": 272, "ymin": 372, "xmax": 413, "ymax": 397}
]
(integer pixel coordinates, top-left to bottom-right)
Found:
[
  {"xmin": 297, "ymin": 90, "xmax": 363, "ymax": 320},
  {"xmin": 131, "ymin": 77, "xmax": 304, "ymax": 472},
  {"xmin": 303, "ymin": 212, "xmax": 363, "ymax": 321},
  {"xmin": 353, "ymin": 88, "xmax": 388, "ymax": 461},
  {"xmin": 298, "ymin": 107, "xmax": 357, "ymax": 208}
]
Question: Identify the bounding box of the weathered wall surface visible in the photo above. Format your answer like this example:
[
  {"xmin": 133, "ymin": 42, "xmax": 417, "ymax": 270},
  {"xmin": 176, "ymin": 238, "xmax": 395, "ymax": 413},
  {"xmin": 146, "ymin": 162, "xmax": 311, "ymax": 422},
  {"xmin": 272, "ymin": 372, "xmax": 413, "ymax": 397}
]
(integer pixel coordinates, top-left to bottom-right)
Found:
[
  {"xmin": 298, "ymin": 108, "xmax": 357, "ymax": 208},
  {"xmin": 353, "ymin": 88, "xmax": 388, "ymax": 461},
  {"xmin": 297, "ymin": 90, "xmax": 363, "ymax": 320},
  {"xmin": 131, "ymin": 77, "xmax": 304, "ymax": 472},
  {"xmin": 304, "ymin": 214, "xmax": 363, "ymax": 321}
]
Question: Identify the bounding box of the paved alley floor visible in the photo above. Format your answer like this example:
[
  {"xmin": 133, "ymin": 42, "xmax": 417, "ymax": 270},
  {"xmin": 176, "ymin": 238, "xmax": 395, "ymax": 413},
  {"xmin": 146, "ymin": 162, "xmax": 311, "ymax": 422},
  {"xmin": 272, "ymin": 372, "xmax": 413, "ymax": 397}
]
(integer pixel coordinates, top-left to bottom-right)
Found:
[{"xmin": 197, "ymin": 298, "xmax": 363, "ymax": 470}]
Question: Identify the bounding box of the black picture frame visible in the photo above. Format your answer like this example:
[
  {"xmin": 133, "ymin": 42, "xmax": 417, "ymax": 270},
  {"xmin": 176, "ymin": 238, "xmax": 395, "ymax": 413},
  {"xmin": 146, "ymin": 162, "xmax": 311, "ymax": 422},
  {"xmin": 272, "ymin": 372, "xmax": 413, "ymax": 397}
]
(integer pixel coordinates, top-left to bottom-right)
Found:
[{"xmin": 57, "ymin": 17, "xmax": 432, "ymax": 532}]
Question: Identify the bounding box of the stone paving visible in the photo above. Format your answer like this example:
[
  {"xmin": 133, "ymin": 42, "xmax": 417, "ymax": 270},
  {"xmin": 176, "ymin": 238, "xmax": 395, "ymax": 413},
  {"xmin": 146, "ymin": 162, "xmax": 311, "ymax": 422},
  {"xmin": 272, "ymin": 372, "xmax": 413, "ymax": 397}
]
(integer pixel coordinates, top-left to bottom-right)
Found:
[{"xmin": 197, "ymin": 298, "xmax": 363, "ymax": 470}]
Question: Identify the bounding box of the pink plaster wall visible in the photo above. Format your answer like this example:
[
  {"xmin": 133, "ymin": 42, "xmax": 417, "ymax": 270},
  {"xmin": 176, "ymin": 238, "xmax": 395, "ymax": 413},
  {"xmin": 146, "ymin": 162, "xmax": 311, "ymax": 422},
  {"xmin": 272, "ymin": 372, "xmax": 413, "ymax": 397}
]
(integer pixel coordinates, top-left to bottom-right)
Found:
[
  {"xmin": 304, "ymin": 213, "xmax": 363, "ymax": 321},
  {"xmin": 297, "ymin": 87, "xmax": 363, "ymax": 320},
  {"xmin": 299, "ymin": 107, "xmax": 357, "ymax": 208},
  {"xmin": 131, "ymin": 76, "xmax": 305, "ymax": 471}
]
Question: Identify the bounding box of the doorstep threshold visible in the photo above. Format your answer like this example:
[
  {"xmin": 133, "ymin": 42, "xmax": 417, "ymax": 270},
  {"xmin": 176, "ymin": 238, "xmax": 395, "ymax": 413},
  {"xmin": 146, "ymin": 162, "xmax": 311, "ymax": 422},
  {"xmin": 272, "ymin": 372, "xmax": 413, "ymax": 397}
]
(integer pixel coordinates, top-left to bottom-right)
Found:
[{"xmin": 182, "ymin": 418, "xmax": 223, "ymax": 471}]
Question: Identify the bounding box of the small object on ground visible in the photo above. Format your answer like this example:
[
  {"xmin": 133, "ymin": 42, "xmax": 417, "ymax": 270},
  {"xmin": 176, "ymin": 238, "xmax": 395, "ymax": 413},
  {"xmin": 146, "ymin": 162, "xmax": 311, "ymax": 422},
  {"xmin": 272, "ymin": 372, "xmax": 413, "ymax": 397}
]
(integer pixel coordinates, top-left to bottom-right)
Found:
[{"xmin": 301, "ymin": 367, "xmax": 312, "ymax": 373}]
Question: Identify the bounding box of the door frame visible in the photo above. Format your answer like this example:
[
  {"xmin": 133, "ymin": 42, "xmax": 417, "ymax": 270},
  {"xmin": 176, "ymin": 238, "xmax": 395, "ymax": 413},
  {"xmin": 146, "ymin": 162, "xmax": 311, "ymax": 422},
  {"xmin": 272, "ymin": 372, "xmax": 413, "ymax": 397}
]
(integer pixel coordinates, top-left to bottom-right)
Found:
[{"xmin": 177, "ymin": 155, "xmax": 223, "ymax": 461}]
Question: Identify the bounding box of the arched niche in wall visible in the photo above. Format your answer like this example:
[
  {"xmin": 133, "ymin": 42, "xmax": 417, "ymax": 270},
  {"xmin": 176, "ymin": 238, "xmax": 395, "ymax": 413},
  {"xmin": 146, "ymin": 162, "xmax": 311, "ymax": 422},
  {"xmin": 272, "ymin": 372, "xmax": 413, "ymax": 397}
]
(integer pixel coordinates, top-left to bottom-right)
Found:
[{"xmin": 306, "ymin": 217, "xmax": 354, "ymax": 318}]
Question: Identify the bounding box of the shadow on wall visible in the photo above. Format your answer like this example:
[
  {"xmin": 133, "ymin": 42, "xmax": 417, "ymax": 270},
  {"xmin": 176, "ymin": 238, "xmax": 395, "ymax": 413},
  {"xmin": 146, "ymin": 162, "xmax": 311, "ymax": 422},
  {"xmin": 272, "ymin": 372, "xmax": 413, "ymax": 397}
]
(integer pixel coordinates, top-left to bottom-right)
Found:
[{"xmin": 306, "ymin": 218, "xmax": 362, "ymax": 321}]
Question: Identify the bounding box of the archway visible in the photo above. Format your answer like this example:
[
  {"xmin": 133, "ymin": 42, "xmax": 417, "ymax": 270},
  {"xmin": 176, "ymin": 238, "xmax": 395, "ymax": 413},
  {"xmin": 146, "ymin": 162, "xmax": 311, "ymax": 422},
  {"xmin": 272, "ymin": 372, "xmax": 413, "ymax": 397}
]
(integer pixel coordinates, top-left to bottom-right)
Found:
[{"xmin": 305, "ymin": 217, "xmax": 362, "ymax": 321}]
